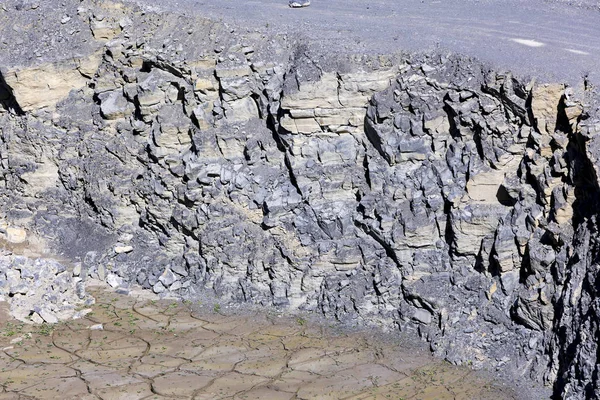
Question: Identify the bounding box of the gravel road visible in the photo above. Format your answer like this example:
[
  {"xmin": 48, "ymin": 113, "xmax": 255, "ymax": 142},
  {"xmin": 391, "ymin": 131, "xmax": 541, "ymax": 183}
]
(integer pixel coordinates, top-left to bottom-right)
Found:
[{"xmin": 129, "ymin": 0, "xmax": 600, "ymax": 85}]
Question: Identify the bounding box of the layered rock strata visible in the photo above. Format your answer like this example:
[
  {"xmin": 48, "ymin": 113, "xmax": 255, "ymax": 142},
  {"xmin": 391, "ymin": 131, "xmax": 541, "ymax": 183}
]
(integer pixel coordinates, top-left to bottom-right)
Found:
[{"xmin": 1, "ymin": 1, "xmax": 600, "ymax": 398}]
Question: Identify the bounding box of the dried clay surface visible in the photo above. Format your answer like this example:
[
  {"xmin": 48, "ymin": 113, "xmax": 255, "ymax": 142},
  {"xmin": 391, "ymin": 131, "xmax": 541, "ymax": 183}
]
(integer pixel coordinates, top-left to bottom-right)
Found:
[{"xmin": 0, "ymin": 285, "xmax": 525, "ymax": 400}]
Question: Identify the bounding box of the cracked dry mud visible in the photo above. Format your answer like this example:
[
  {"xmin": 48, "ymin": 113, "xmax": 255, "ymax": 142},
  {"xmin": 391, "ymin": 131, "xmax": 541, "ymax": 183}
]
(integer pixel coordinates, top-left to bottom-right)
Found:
[{"xmin": 0, "ymin": 287, "xmax": 517, "ymax": 400}]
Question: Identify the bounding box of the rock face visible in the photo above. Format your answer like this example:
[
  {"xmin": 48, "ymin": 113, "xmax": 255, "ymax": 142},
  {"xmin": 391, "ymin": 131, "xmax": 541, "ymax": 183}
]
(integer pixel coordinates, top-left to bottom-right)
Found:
[{"xmin": 1, "ymin": 0, "xmax": 600, "ymax": 398}]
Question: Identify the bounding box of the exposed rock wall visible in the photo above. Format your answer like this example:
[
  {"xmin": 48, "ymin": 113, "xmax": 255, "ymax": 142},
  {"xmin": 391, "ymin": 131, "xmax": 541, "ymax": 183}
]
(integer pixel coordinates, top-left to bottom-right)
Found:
[{"xmin": 1, "ymin": 1, "xmax": 600, "ymax": 397}]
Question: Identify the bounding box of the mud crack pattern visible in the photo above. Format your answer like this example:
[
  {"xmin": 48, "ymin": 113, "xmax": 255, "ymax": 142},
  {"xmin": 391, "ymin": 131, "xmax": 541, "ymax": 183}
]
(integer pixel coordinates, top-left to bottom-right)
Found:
[{"xmin": 0, "ymin": 287, "xmax": 516, "ymax": 400}]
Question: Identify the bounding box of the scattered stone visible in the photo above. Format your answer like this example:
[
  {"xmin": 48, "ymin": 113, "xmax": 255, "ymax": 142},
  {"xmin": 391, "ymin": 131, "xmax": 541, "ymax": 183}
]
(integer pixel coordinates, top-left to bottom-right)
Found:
[
  {"xmin": 5, "ymin": 227, "xmax": 27, "ymax": 243},
  {"xmin": 158, "ymin": 268, "xmax": 178, "ymax": 287},
  {"xmin": 73, "ymin": 308, "xmax": 92, "ymax": 319},
  {"xmin": 413, "ymin": 309, "xmax": 432, "ymax": 325},
  {"xmin": 106, "ymin": 273, "xmax": 123, "ymax": 288},
  {"xmin": 72, "ymin": 262, "xmax": 82, "ymax": 277},
  {"xmin": 289, "ymin": 0, "xmax": 311, "ymax": 7},
  {"xmin": 38, "ymin": 308, "xmax": 59, "ymax": 324},
  {"xmin": 97, "ymin": 264, "xmax": 107, "ymax": 281},
  {"xmin": 115, "ymin": 287, "xmax": 131, "ymax": 295},
  {"xmin": 114, "ymin": 245, "xmax": 133, "ymax": 254},
  {"xmin": 153, "ymin": 281, "xmax": 166, "ymax": 294},
  {"xmin": 30, "ymin": 312, "xmax": 44, "ymax": 324}
]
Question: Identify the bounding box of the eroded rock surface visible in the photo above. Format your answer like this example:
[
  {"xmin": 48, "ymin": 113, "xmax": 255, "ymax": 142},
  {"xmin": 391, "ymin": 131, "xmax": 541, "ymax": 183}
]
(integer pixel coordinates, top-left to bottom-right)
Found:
[{"xmin": 1, "ymin": 0, "xmax": 599, "ymax": 398}]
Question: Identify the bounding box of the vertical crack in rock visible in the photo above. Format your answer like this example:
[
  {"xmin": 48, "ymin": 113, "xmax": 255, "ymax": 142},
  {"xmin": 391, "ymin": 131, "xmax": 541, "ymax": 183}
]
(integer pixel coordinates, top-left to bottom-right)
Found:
[
  {"xmin": 0, "ymin": 70, "xmax": 24, "ymax": 115},
  {"xmin": 546, "ymin": 87, "xmax": 600, "ymax": 398}
]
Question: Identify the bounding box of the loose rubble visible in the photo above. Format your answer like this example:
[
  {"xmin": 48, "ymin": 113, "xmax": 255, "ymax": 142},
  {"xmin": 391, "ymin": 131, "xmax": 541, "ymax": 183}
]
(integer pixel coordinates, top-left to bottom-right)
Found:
[{"xmin": 0, "ymin": 253, "xmax": 94, "ymax": 324}]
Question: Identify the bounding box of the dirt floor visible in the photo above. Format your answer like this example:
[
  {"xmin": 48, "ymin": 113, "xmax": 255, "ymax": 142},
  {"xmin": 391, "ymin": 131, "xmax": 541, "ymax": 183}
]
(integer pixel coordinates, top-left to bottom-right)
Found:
[{"xmin": 0, "ymin": 284, "xmax": 525, "ymax": 400}]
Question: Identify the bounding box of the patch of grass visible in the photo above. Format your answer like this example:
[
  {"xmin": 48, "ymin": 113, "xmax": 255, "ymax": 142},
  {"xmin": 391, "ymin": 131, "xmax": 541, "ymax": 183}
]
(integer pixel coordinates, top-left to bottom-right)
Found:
[
  {"xmin": 126, "ymin": 311, "xmax": 140, "ymax": 326},
  {"xmin": 38, "ymin": 324, "xmax": 53, "ymax": 336},
  {"xmin": 2, "ymin": 322, "xmax": 25, "ymax": 337},
  {"xmin": 3, "ymin": 329, "xmax": 16, "ymax": 337}
]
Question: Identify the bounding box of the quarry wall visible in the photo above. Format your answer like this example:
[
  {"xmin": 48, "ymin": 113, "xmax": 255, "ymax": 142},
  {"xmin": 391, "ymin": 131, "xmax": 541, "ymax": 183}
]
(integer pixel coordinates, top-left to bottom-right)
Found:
[{"xmin": 1, "ymin": 1, "xmax": 600, "ymax": 397}]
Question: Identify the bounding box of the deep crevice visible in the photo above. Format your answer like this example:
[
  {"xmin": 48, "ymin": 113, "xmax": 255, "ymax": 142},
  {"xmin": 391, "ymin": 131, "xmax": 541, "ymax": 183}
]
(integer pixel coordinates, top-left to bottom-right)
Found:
[
  {"xmin": 354, "ymin": 219, "xmax": 401, "ymax": 270},
  {"xmin": 0, "ymin": 71, "xmax": 24, "ymax": 115}
]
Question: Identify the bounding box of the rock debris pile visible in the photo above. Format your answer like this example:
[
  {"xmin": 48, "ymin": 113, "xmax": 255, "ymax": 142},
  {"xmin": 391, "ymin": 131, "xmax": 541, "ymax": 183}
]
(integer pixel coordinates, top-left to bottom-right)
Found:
[
  {"xmin": 1, "ymin": 0, "xmax": 600, "ymax": 398},
  {"xmin": 0, "ymin": 252, "xmax": 94, "ymax": 324}
]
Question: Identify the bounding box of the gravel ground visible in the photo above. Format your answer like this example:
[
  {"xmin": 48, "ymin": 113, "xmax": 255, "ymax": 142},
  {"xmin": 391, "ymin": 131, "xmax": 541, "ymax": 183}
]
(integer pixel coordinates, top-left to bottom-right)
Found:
[
  {"xmin": 124, "ymin": 0, "xmax": 600, "ymax": 85},
  {"xmin": 544, "ymin": 0, "xmax": 600, "ymax": 11},
  {"xmin": 2, "ymin": 0, "xmax": 598, "ymax": 83}
]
